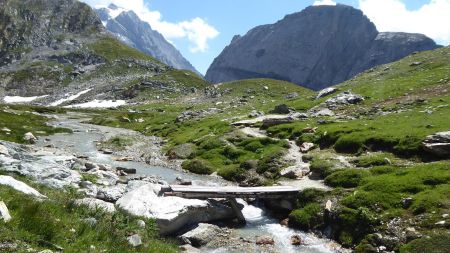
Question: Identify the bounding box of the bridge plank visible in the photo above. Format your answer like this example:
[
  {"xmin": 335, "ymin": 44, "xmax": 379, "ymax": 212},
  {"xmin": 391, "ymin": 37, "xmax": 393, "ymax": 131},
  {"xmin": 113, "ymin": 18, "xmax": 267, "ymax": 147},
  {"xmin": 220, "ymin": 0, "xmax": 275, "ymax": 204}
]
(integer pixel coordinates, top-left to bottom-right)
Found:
[{"xmin": 166, "ymin": 185, "xmax": 299, "ymax": 199}]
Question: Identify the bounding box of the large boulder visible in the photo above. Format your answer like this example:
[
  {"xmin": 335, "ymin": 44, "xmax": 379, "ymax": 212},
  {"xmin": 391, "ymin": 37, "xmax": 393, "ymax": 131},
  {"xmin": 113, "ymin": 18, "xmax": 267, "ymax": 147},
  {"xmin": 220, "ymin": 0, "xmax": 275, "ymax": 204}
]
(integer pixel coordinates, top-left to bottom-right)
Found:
[
  {"xmin": 180, "ymin": 223, "xmax": 224, "ymax": 247},
  {"xmin": 422, "ymin": 131, "xmax": 450, "ymax": 157},
  {"xmin": 0, "ymin": 176, "xmax": 46, "ymax": 198},
  {"xmin": 96, "ymin": 184, "xmax": 127, "ymax": 202},
  {"xmin": 116, "ymin": 184, "xmax": 235, "ymax": 235},
  {"xmin": 75, "ymin": 198, "xmax": 116, "ymax": 213}
]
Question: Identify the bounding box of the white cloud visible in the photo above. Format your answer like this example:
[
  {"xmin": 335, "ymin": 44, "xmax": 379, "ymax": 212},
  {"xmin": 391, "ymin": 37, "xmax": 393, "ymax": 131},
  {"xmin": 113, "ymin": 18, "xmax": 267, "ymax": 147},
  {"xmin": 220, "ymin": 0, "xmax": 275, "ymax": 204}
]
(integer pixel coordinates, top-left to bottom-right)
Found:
[
  {"xmin": 313, "ymin": 0, "xmax": 337, "ymax": 6},
  {"xmin": 80, "ymin": 0, "xmax": 219, "ymax": 53},
  {"xmin": 360, "ymin": 0, "xmax": 450, "ymax": 45}
]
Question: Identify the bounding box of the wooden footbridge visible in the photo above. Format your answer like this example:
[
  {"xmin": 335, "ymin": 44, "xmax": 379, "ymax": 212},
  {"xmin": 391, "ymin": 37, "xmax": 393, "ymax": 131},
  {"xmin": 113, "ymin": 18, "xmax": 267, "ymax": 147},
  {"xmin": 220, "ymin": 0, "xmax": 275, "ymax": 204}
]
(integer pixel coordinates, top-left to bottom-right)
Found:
[{"xmin": 164, "ymin": 185, "xmax": 299, "ymax": 223}]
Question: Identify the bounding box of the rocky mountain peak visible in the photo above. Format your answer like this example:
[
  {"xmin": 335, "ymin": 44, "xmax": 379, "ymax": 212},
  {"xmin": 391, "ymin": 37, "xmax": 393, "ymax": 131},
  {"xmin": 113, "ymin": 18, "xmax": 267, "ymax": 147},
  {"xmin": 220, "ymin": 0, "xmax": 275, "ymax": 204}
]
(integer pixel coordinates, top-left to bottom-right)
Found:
[
  {"xmin": 95, "ymin": 5, "xmax": 200, "ymax": 74},
  {"xmin": 205, "ymin": 4, "xmax": 439, "ymax": 90}
]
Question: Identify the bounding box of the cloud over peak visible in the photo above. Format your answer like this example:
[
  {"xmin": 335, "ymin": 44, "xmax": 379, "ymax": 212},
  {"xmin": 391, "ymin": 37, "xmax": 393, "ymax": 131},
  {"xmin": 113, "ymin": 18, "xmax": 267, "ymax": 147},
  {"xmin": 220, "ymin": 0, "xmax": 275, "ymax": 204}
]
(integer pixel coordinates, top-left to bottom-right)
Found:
[
  {"xmin": 360, "ymin": 0, "xmax": 450, "ymax": 45},
  {"xmin": 81, "ymin": 0, "xmax": 219, "ymax": 53}
]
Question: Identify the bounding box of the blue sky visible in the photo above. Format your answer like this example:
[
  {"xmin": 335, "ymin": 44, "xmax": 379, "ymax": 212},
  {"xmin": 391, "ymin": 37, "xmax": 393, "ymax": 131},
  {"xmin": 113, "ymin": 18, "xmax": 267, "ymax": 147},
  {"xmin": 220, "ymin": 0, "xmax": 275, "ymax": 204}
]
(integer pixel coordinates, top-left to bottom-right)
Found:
[{"xmin": 83, "ymin": 0, "xmax": 450, "ymax": 74}]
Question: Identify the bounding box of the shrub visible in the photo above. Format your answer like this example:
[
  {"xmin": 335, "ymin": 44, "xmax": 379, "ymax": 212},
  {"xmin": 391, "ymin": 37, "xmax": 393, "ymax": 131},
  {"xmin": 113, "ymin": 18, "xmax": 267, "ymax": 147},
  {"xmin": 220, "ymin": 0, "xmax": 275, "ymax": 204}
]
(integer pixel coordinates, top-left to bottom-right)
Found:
[
  {"xmin": 325, "ymin": 169, "xmax": 369, "ymax": 188},
  {"xmin": 288, "ymin": 203, "xmax": 322, "ymax": 230},
  {"xmin": 354, "ymin": 154, "xmax": 392, "ymax": 167},
  {"xmin": 218, "ymin": 166, "xmax": 247, "ymax": 182},
  {"xmin": 296, "ymin": 188, "xmax": 326, "ymax": 208},
  {"xmin": 181, "ymin": 159, "xmax": 213, "ymax": 175},
  {"xmin": 310, "ymin": 158, "xmax": 335, "ymax": 178},
  {"xmin": 334, "ymin": 134, "xmax": 365, "ymax": 153}
]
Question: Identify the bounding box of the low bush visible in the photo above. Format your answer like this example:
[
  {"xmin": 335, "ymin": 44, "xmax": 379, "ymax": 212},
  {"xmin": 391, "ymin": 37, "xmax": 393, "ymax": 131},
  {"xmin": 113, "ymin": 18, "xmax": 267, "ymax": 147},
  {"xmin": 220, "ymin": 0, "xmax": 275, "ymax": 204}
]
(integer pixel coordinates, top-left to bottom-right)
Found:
[
  {"xmin": 289, "ymin": 203, "xmax": 322, "ymax": 230},
  {"xmin": 181, "ymin": 159, "xmax": 213, "ymax": 175},
  {"xmin": 324, "ymin": 169, "xmax": 369, "ymax": 188}
]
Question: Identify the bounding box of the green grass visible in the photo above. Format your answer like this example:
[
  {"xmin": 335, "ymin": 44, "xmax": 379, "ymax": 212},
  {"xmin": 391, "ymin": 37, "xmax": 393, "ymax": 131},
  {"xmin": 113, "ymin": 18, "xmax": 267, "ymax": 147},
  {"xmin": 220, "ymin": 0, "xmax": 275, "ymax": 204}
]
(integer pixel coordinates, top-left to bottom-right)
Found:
[
  {"xmin": 0, "ymin": 107, "xmax": 71, "ymax": 143},
  {"xmin": 336, "ymin": 46, "xmax": 450, "ymax": 104},
  {"xmin": 400, "ymin": 231, "xmax": 450, "ymax": 253},
  {"xmin": 0, "ymin": 177, "xmax": 177, "ymax": 253},
  {"xmin": 88, "ymin": 37, "xmax": 159, "ymax": 62},
  {"xmin": 267, "ymin": 98, "xmax": 450, "ymax": 157}
]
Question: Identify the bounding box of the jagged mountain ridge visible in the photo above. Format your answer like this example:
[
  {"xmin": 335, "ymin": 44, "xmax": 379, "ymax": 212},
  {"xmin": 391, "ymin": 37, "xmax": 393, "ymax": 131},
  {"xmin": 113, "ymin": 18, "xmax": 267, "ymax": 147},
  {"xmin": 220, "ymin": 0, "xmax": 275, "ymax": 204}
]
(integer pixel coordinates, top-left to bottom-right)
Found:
[
  {"xmin": 205, "ymin": 4, "xmax": 440, "ymax": 90},
  {"xmin": 95, "ymin": 4, "xmax": 200, "ymax": 75}
]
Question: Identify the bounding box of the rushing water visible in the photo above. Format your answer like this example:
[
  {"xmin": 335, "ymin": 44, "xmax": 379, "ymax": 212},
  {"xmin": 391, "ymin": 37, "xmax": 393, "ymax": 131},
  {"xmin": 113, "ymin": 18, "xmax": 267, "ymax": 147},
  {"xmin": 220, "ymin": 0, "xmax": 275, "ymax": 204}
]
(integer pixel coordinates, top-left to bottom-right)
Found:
[{"xmin": 39, "ymin": 114, "xmax": 344, "ymax": 253}]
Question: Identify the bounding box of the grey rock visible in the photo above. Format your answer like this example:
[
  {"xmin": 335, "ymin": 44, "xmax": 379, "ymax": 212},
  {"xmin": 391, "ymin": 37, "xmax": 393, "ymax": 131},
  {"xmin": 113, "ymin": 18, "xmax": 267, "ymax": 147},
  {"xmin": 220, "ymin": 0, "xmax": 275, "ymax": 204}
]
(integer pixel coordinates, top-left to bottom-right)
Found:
[
  {"xmin": 0, "ymin": 175, "xmax": 46, "ymax": 198},
  {"xmin": 180, "ymin": 223, "xmax": 223, "ymax": 247},
  {"xmin": 262, "ymin": 117, "xmax": 294, "ymax": 128},
  {"xmin": 205, "ymin": 5, "xmax": 439, "ymax": 90},
  {"xmin": 96, "ymin": 5, "xmax": 199, "ymax": 74},
  {"xmin": 325, "ymin": 92, "xmax": 364, "ymax": 105},
  {"xmin": 285, "ymin": 92, "xmax": 299, "ymax": 99},
  {"xmin": 316, "ymin": 87, "xmax": 338, "ymax": 99},
  {"xmin": 422, "ymin": 131, "xmax": 450, "ymax": 157},
  {"xmin": 270, "ymin": 104, "xmax": 292, "ymax": 114},
  {"xmin": 312, "ymin": 108, "xmax": 335, "ymax": 117},
  {"xmin": 0, "ymin": 141, "xmax": 81, "ymax": 189},
  {"xmin": 75, "ymin": 198, "xmax": 116, "ymax": 213},
  {"xmin": 0, "ymin": 144, "xmax": 9, "ymax": 156},
  {"xmin": 115, "ymin": 184, "xmax": 235, "ymax": 235},
  {"xmin": 136, "ymin": 219, "xmax": 146, "ymax": 228},
  {"xmin": 96, "ymin": 184, "xmax": 127, "ymax": 202},
  {"xmin": 24, "ymin": 132, "xmax": 37, "ymax": 144},
  {"xmin": 127, "ymin": 234, "xmax": 143, "ymax": 247},
  {"xmin": 0, "ymin": 201, "xmax": 12, "ymax": 222}
]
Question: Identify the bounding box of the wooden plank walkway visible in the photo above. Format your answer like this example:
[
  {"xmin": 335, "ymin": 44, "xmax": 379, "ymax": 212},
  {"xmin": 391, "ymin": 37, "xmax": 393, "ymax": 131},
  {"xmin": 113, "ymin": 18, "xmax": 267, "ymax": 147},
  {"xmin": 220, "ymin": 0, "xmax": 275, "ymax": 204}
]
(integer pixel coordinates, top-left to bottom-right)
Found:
[
  {"xmin": 164, "ymin": 185, "xmax": 299, "ymax": 224},
  {"xmin": 164, "ymin": 185, "xmax": 299, "ymax": 199}
]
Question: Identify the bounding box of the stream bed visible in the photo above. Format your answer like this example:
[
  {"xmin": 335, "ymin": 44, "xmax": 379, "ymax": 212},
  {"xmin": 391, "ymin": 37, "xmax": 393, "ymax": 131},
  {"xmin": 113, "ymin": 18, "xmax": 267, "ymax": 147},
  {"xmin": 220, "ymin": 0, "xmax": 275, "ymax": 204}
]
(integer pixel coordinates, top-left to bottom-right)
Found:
[{"xmin": 38, "ymin": 113, "xmax": 346, "ymax": 253}]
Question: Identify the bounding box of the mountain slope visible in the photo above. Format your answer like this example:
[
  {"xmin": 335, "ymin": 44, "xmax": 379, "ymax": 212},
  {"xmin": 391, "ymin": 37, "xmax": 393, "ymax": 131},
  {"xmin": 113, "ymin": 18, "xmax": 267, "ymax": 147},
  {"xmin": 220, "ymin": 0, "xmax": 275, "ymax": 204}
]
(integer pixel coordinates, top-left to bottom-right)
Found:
[
  {"xmin": 96, "ymin": 4, "xmax": 199, "ymax": 75},
  {"xmin": 0, "ymin": 0, "xmax": 207, "ymax": 106},
  {"xmin": 205, "ymin": 4, "xmax": 440, "ymax": 90}
]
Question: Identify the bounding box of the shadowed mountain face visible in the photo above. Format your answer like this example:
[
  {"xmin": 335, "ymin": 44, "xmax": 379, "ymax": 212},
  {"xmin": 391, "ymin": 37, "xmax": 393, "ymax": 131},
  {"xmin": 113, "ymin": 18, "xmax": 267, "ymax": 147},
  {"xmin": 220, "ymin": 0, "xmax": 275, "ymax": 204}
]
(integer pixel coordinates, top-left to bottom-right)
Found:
[
  {"xmin": 205, "ymin": 4, "xmax": 440, "ymax": 90},
  {"xmin": 96, "ymin": 4, "xmax": 200, "ymax": 75},
  {"xmin": 0, "ymin": 0, "xmax": 104, "ymax": 66}
]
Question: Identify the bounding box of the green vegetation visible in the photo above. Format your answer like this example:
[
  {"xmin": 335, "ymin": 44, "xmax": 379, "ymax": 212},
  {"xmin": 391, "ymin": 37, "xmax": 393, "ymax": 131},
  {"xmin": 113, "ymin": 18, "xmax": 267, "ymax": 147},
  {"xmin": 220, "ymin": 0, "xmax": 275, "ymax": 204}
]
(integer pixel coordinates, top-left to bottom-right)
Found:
[
  {"xmin": 400, "ymin": 231, "xmax": 450, "ymax": 253},
  {"xmin": 0, "ymin": 106, "xmax": 70, "ymax": 143},
  {"xmin": 267, "ymin": 100, "xmax": 450, "ymax": 157},
  {"xmin": 289, "ymin": 162, "xmax": 450, "ymax": 249},
  {"xmin": 88, "ymin": 37, "xmax": 158, "ymax": 62},
  {"xmin": 0, "ymin": 178, "xmax": 176, "ymax": 253},
  {"xmin": 288, "ymin": 203, "xmax": 322, "ymax": 230}
]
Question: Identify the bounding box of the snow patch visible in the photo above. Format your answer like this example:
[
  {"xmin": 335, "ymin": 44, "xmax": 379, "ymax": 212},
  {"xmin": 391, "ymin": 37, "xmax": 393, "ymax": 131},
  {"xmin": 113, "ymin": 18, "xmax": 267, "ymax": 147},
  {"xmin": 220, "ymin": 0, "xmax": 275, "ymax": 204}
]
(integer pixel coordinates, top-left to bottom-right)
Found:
[
  {"xmin": 3, "ymin": 95, "xmax": 48, "ymax": 103},
  {"xmin": 65, "ymin": 100, "xmax": 127, "ymax": 108},
  {"xmin": 50, "ymin": 89, "xmax": 92, "ymax": 106}
]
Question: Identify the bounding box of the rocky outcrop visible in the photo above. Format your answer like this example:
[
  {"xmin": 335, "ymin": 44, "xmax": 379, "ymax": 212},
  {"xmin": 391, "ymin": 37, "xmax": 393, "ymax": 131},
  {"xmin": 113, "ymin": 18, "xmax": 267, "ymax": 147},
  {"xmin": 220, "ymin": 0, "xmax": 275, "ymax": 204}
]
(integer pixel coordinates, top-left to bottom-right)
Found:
[
  {"xmin": 422, "ymin": 131, "xmax": 450, "ymax": 157},
  {"xmin": 205, "ymin": 5, "xmax": 439, "ymax": 90},
  {"xmin": 0, "ymin": 0, "xmax": 104, "ymax": 66},
  {"xmin": 0, "ymin": 141, "xmax": 81, "ymax": 189},
  {"xmin": 96, "ymin": 4, "xmax": 199, "ymax": 74},
  {"xmin": 115, "ymin": 184, "xmax": 236, "ymax": 235}
]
